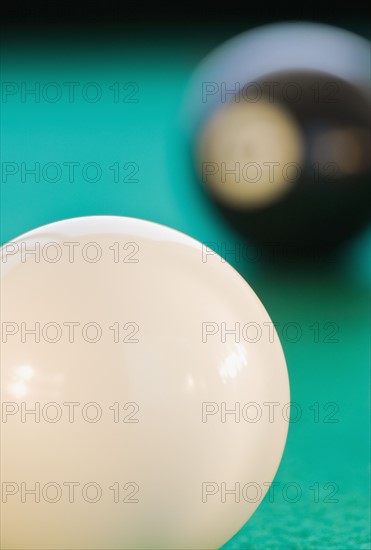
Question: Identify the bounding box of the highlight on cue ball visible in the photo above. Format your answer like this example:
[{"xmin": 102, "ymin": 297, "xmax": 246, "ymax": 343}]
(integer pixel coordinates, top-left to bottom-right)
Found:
[
  {"xmin": 0, "ymin": 216, "xmax": 289, "ymax": 550},
  {"xmin": 198, "ymin": 97, "xmax": 304, "ymax": 208}
]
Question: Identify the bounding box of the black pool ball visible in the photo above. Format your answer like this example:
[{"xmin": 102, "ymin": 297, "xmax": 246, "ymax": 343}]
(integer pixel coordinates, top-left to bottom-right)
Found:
[{"xmin": 187, "ymin": 23, "xmax": 371, "ymax": 258}]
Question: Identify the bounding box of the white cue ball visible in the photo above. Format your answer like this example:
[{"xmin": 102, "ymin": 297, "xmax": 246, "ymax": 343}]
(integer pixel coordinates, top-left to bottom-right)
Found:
[
  {"xmin": 0, "ymin": 216, "xmax": 289, "ymax": 550},
  {"xmin": 198, "ymin": 98, "xmax": 304, "ymax": 208}
]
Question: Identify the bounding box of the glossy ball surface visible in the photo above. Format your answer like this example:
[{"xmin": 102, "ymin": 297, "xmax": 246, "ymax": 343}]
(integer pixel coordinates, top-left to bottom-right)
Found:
[{"xmin": 1, "ymin": 216, "xmax": 289, "ymax": 549}]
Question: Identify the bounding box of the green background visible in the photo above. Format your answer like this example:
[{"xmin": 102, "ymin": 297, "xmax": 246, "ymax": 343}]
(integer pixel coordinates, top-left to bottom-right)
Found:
[{"xmin": 1, "ymin": 25, "xmax": 370, "ymax": 549}]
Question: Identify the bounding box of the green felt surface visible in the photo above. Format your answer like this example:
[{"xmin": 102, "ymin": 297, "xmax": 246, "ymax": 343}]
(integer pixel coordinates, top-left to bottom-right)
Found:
[{"xmin": 1, "ymin": 28, "xmax": 370, "ymax": 549}]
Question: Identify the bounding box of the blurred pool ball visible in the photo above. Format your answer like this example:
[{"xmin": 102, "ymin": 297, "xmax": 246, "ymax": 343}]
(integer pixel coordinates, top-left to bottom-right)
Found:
[{"xmin": 189, "ymin": 24, "xmax": 371, "ymax": 258}]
